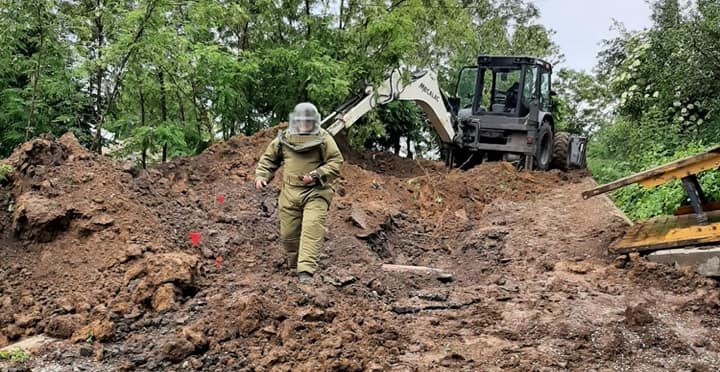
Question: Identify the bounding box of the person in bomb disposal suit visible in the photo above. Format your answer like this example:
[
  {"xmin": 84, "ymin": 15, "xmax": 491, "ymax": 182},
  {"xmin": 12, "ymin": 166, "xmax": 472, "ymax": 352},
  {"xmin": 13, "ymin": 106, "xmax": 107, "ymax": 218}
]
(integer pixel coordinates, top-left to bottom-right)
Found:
[{"xmin": 254, "ymin": 102, "xmax": 344, "ymax": 283}]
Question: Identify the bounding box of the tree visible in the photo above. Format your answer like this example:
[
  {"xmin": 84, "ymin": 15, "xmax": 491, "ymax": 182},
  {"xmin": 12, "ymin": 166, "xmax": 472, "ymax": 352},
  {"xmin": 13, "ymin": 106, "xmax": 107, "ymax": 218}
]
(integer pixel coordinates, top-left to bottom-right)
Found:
[
  {"xmin": 0, "ymin": 0, "xmax": 92, "ymax": 156},
  {"xmin": 553, "ymin": 69, "xmax": 610, "ymax": 135},
  {"xmin": 586, "ymin": 0, "xmax": 720, "ymax": 219}
]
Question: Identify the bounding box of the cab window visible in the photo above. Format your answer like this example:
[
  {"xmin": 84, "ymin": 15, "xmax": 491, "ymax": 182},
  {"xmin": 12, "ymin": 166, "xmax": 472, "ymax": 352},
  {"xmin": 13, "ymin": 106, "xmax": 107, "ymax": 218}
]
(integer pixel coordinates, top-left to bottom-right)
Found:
[
  {"xmin": 540, "ymin": 70, "xmax": 551, "ymax": 110},
  {"xmin": 455, "ymin": 67, "xmax": 477, "ymax": 110}
]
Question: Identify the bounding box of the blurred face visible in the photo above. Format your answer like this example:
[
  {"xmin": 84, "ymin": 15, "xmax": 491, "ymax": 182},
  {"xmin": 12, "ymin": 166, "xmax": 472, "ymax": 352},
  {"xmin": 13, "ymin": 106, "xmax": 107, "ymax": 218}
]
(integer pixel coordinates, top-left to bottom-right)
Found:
[{"xmin": 297, "ymin": 119, "xmax": 315, "ymax": 134}]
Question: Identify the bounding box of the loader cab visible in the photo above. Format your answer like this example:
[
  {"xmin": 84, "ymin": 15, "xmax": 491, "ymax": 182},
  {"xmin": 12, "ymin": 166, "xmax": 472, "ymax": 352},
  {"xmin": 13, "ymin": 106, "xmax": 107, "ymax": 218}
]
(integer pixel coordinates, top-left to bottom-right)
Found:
[
  {"xmin": 455, "ymin": 56, "xmax": 553, "ymax": 118},
  {"xmin": 450, "ymin": 56, "xmax": 558, "ymax": 170}
]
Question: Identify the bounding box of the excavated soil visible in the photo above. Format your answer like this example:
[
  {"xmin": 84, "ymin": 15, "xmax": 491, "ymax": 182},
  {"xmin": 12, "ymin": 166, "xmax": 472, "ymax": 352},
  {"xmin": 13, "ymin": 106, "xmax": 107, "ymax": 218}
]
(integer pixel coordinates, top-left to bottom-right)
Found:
[{"xmin": 1, "ymin": 130, "xmax": 720, "ymax": 371}]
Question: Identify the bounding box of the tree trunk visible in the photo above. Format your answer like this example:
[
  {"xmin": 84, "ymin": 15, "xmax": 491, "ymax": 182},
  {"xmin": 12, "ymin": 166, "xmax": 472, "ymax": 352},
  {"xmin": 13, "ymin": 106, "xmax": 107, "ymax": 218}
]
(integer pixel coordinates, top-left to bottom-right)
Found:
[
  {"xmin": 176, "ymin": 91, "xmax": 185, "ymax": 122},
  {"xmin": 139, "ymin": 87, "xmax": 147, "ymax": 169},
  {"xmin": 191, "ymin": 78, "xmax": 213, "ymax": 144},
  {"xmin": 159, "ymin": 70, "xmax": 168, "ymax": 162},
  {"xmin": 189, "ymin": 79, "xmax": 203, "ymax": 148},
  {"xmin": 305, "ymin": 0, "xmax": 311, "ymax": 39},
  {"xmin": 393, "ymin": 136, "xmax": 401, "ymax": 156},
  {"xmin": 339, "ymin": 0, "xmax": 344, "ymax": 29},
  {"xmin": 241, "ymin": 19, "xmax": 250, "ymax": 50},
  {"xmin": 93, "ymin": 0, "xmax": 105, "ymax": 153},
  {"xmin": 405, "ymin": 137, "xmax": 413, "ymax": 159}
]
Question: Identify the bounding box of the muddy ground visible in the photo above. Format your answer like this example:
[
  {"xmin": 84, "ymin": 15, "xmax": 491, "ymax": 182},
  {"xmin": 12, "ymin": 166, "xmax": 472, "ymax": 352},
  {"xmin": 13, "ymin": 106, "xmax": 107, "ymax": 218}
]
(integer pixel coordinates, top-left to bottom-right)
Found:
[{"xmin": 1, "ymin": 130, "xmax": 719, "ymax": 371}]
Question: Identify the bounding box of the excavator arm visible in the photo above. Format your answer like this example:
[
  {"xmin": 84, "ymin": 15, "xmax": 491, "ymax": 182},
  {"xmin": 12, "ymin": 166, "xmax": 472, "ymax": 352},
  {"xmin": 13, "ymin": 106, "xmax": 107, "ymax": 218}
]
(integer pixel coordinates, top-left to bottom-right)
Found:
[{"xmin": 322, "ymin": 70, "xmax": 456, "ymax": 143}]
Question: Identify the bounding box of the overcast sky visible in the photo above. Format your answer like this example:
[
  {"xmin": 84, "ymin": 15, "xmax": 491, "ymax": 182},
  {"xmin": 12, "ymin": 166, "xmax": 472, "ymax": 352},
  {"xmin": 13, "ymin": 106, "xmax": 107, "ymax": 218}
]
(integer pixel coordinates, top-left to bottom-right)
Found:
[{"xmin": 536, "ymin": 0, "xmax": 653, "ymax": 72}]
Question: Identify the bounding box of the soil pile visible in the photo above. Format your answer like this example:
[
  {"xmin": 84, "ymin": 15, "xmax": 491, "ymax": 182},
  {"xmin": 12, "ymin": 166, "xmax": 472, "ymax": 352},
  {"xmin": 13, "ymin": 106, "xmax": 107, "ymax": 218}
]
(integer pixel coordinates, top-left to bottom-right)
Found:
[{"xmin": 1, "ymin": 129, "xmax": 719, "ymax": 371}]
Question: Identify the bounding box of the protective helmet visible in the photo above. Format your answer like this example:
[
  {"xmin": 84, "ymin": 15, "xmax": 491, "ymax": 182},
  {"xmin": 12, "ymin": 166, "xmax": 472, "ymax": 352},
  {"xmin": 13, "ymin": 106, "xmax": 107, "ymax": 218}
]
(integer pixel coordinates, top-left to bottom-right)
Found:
[{"xmin": 288, "ymin": 102, "xmax": 321, "ymax": 135}]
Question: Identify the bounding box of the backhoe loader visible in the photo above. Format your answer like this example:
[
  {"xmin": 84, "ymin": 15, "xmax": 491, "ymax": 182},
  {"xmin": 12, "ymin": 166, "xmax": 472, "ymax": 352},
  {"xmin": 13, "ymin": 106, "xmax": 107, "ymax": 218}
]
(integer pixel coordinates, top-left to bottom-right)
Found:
[{"xmin": 323, "ymin": 55, "xmax": 587, "ymax": 171}]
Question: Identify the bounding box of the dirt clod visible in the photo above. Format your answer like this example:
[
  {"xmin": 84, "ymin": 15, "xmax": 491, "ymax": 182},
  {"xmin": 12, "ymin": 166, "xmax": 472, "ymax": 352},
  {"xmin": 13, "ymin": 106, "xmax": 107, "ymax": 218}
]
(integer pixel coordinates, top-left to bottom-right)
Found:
[
  {"xmin": 71, "ymin": 319, "xmax": 115, "ymax": 343},
  {"xmin": 45, "ymin": 314, "xmax": 86, "ymax": 339},
  {"xmin": 624, "ymin": 304, "xmax": 654, "ymax": 327},
  {"xmin": 160, "ymin": 337, "xmax": 195, "ymax": 362},
  {"xmin": 151, "ymin": 283, "xmax": 177, "ymax": 312}
]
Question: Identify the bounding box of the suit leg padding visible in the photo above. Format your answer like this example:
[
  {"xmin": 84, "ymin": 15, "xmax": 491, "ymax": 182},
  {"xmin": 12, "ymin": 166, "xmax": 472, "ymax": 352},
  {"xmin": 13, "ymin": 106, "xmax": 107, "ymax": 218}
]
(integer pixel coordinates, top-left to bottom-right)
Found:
[{"xmin": 297, "ymin": 198, "xmax": 329, "ymax": 274}]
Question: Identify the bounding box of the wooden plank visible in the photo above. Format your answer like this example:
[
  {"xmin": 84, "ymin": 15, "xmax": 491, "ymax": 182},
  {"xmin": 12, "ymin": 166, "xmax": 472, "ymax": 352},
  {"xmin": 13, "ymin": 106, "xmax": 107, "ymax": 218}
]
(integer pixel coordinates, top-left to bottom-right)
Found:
[
  {"xmin": 582, "ymin": 146, "xmax": 720, "ymax": 199},
  {"xmin": 381, "ymin": 264, "xmax": 448, "ymax": 274},
  {"xmin": 638, "ymin": 156, "xmax": 720, "ymax": 188},
  {"xmin": 674, "ymin": 201, "xmax": 720, "ymax": 216},
  {"xmin": 610, "ymin": 211, "xmax": 720, "ymax": 254}
]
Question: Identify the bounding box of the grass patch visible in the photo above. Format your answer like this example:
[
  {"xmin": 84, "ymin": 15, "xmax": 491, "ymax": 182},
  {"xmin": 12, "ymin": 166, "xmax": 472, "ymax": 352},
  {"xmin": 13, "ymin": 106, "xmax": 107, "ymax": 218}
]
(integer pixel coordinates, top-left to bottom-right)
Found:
[
  {"xmin": 0, "ymin": 347, "xmax": 29, "ymax": 362},
  {"xmin": 0, "ymin": 163, "xmax": 12, "ymax": 183}
]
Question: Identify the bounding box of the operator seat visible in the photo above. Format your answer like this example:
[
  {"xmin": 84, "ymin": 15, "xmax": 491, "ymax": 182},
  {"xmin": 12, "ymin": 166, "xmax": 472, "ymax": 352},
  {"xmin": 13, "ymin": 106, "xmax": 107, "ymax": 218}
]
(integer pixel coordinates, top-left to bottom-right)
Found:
[{"xmin": 504, "ymin": 82, "xmax": 519, "ymax": 113}]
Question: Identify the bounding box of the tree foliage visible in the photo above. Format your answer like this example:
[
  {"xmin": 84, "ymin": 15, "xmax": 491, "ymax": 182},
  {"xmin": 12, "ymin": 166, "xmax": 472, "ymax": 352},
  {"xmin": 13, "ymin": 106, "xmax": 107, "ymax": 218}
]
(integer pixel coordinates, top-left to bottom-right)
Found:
[
  {"xmin": 0, "ymin": 0, "xmax": 558, "ymax": 164},
  {"xmin": 587, "ymin": 0, "xmax": 720, "ymax": 219}
]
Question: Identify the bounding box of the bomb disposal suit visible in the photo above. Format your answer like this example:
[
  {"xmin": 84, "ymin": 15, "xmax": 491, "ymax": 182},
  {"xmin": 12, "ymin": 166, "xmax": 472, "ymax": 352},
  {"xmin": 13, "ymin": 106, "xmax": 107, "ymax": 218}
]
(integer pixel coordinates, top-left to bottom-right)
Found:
[{"xmin": 254, "ymin": 103, "xmax": 344, "ymax": 276}]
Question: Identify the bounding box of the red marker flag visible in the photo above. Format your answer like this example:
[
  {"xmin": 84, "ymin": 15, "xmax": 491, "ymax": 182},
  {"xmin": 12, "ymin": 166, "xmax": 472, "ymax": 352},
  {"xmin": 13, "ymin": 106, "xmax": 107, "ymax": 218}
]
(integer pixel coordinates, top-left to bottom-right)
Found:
[
  {"xmin": 188, "ymin": 231, "xmax": 201, "ymax": 247},
  {"xmin": 215, "ymin": 255, "xmax": 223, "ymax": 269},
  {"xmin": 216, "ymin": 194, "xmax": 225, "ymax": 205}
]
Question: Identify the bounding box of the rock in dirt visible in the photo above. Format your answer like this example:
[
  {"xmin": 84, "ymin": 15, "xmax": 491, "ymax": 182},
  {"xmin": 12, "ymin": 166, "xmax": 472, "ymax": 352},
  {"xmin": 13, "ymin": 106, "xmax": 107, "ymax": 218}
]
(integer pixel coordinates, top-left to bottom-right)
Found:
[
  {"xmin": 118, "ymin": 244, "xmax": 143, "ymax": 264},
  {"xmin": 55, "ymin": 297, "xmax": 76, "ymax": 314},
  {"xmin": 119, "ymin": 161, "xmax": 139, "ymax": 177},
  {"xmin": 349, "ymin": 204, "xmax": 369, "ymax": 230},
  {"xmin": 614, "ymin": 255, "xmax": 629, "ymax": 269},
  {"xmin": 95, "ymin": 344, "xmax": 104, "ymax": 361},
  {"xmin": 160, "ymin": 336, "xmax": 196, "ymax": 362},
  {"xmin": 417, "ymin": 292, "xmax": 448, "ymax": 302},
  {"xmin": 437, "ymin": 273, "xmax": 454, "ymax": 283},
  {"xmin": 45, "ymin": 314, "xmax": 86, "ymax": 339},
  {"xmin": 182, "ymin": 356, "xmax": 203, "ymax": 370},
  {"xmin": 12, "ymin": 192, "xmax": 76, "ymax": 242},
  {"xmin": 439, "ymin": 352, "xmax": 467, "ymax": 367},
  {"xmin": 278, "ymin": 320, "xmax": 297, "ymax": 344},
  {"xmin": 327, "ymin": 359, "xmax": 362, "ymax": 371},
  {"xmin": 125, "ymin": 252, "xmax": 198, "ymax": 286},
  {"xmin": 79, "ymin": 346, "xmax": 93, "ymax": 357},
  {"xmin": 13, "ymin": 312, "xmax": 40, "ymax": 328},
  {"xmin": 125, "ymin": 253, "xmax": 198, "ymax": 306},
  {"xmin": 555, "ymin": 260, "xmax": 592, "ymax": 274},
  {"xmin": 624, "ymin": 304, "xmax": 654, "ymax": 328},
  {"xmin": 151, "ymin": 283, "xmax": 178, "ymax": 312},
  {"xmin": 71, "ymin": 319, "xmax": 115, "ymax": 343},
  {"xmin": 182, "ymin": 327, "xmax": 208, "ymax": 352},
  {"xmin": 2, "ymin": 324, "xmax": 23, "ymax": 341},
  {"xmin": 235, "ymin": 295, "xmax": 271, "ymax": 335},
  {"xmin": 301, "ymin": 308, "xmax": 336, "ymax": 323}
]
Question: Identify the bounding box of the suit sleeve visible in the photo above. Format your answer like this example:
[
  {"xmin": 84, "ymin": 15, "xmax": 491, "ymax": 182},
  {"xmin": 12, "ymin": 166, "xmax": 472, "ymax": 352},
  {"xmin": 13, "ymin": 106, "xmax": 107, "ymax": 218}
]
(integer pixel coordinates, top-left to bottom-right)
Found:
[
  {"xmin": 254, "ymin": 137, "xmax": 282, "ymax": 182},
  {"xmin": 314, "ymin": 134, "xmax": 344, "ymax": 186}
]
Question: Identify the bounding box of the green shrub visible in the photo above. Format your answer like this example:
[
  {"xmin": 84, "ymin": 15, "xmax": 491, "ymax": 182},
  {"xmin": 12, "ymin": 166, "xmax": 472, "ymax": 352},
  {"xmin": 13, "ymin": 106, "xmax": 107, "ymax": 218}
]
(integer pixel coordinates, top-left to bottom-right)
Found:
[{"xmin": 0, "ymin": 163, "xmax": 12, "ymax": 183}]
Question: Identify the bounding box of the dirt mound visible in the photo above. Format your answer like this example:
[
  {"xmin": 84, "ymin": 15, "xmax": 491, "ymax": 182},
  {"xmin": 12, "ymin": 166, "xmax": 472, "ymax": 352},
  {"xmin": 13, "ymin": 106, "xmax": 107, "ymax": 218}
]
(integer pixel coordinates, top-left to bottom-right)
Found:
[
  {"xmin": 0, "ymin": 133, "xmax": 172, "ymax": 347},
  {"xmin": 1, "ymin": 129, "xmax": 720, "ymax": 371}
]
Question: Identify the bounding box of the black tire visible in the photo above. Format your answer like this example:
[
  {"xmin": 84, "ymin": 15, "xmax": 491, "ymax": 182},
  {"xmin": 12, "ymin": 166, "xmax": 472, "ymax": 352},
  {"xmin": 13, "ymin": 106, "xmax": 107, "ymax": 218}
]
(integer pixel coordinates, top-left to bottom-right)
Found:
[
  {"xmin": 534, "ymin": 123, "xmax": 553, "ymax": 171},
  {"xmin": 552, "ymin": 131, "xmax": 571, "ymax": 170},
  {"xmin": 449, "ymin": 149, "xmax": 477, "ymax": 169}
]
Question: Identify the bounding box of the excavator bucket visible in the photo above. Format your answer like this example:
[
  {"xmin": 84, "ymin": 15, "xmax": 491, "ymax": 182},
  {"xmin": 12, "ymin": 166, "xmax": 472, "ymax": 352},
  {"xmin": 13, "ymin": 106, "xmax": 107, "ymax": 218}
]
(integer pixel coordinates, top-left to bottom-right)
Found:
[{"xmin": 583, "ymin": 146, "xmax": 720, "ymax": 257}]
